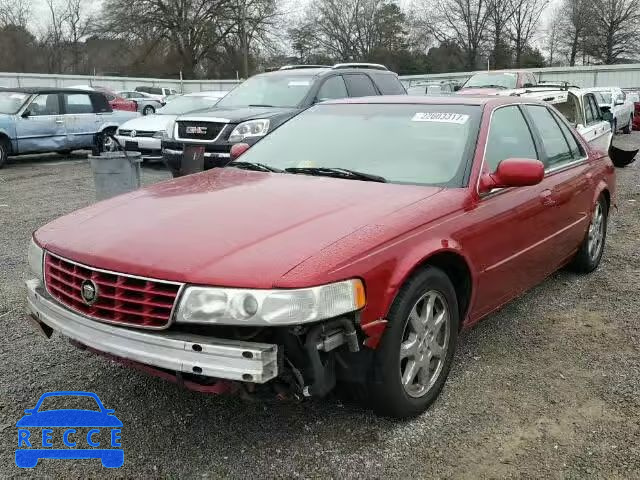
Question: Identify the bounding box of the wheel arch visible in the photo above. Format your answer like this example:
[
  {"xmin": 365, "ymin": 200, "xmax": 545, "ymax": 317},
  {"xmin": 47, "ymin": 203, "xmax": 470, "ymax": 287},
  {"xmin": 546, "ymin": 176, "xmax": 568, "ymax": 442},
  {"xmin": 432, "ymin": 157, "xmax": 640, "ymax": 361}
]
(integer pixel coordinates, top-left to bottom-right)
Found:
[{"xmin": 394, "ymin": 249, "xmax": 474, "ymax": 329}]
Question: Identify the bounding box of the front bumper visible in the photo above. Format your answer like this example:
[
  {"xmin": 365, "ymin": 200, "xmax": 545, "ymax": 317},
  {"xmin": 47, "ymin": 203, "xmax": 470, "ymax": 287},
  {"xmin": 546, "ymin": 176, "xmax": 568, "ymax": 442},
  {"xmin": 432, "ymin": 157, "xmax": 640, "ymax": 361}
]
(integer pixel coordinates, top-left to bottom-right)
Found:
[
  {"xmin": 114, "ymin": 135, "xmax": 162, "ymax": 161},
  {"xmin": 26, "ymin": 279, "xmax": 279, "ymax": 383}
]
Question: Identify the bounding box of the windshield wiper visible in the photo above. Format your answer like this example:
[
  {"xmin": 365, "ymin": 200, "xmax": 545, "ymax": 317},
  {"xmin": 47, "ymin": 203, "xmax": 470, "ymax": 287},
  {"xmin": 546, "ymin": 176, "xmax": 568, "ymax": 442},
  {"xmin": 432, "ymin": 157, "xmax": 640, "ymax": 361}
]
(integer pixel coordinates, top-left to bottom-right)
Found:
[
  {"xmin": 228, "ymin": 161, "xmax": 282, "ymax": 173},
  {"xmin": 248, "ymin": 104, "xmax": 276, "ymax": 107},
  {"xmin": 284, "ymin": 167, "xmax": 387, "ymax": 183}
]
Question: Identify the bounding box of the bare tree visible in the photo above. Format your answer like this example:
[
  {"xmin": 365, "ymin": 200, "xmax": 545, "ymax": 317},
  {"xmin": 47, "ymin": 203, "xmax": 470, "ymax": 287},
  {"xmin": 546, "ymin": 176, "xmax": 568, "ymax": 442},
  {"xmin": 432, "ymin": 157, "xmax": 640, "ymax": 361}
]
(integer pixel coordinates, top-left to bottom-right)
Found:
[
  {"xmin": 432, "ymin": 0, "xmax": 492, "ymax": 70},
  {"xmin": 557, "ymin": 0, "xmax": 590, "ymax": 66},
  {"xmin": 587, "ymin": 0, "xmax": 640, "ymax": 63},
  {"xmin": 0, "ymin": 0, "xmax": 30, "ymax": 27},
  {"xmin": 487, "ymin": 0, "xmax": 516, "ymax": 68},
  {"xmin": 508, "ymin": 0, "xmax": 548, "ymax": 67},
  {"xmin": 544, "ymin": 9, "xmax": 562, "ymax": 65},
  {"xmin": 101, "ymin": 0, "xmax": 237, "ymax": 78}
]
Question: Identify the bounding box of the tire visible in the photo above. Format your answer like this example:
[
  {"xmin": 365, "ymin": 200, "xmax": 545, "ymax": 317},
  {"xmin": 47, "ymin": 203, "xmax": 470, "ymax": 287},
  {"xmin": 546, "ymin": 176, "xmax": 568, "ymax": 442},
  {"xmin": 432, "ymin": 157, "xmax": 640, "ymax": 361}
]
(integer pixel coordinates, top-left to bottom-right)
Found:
[
  {"xmin": 142, "ymin": 105, "xmax": 155, "ymax": 116},
  {"xmin": 622, "ymin": 115, "xmax": 632, "ymax": 134},
  {"xmin": 367, "ymin": 267, "xmax": 459, "ymax": 418},
  {"xmin": 101, "ymin": 129, "xmax": 117, "ymax": 152},
  {"xmin": 568, "ymin": 194, "xmax": 608, "ymax": 273},
  {"xmin": 0, "ymin": 137, "xmax": 10, "ymax": 168}
]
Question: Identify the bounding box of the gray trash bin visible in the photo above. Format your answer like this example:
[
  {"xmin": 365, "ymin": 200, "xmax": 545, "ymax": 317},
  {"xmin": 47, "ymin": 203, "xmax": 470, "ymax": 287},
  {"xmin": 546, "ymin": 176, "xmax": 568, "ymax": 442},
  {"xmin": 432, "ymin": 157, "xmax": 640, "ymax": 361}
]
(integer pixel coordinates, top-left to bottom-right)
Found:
[{"xmin": 89, "ymin": 151, "xmax": 142, "ymax": 201}]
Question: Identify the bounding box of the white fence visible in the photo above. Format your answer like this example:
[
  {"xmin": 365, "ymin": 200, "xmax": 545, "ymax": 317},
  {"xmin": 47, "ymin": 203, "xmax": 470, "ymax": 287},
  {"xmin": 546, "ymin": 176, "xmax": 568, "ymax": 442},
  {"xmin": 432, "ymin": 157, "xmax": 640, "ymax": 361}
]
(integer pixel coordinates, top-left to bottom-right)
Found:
[
  {"xmin": 399, "ymin": 63, "xmax": 640, "ymax": 89},
  {"xmin": 0, "ymin": 72, "xmax": 241, "ymax": 93},
  {"xmin": 3, "ymin": 63, "xmax": 640, "ymax": 93}
]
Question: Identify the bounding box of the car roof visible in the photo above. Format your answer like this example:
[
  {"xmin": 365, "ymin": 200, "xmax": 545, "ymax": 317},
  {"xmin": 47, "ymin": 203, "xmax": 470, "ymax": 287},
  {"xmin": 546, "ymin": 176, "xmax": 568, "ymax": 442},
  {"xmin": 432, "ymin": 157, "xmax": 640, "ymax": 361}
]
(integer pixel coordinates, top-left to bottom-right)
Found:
[
  {"xmin": 324, "ymin": 94, "xmax": 542, "ymax": 107},
  {"xmin": 0, "ymin": 87, "xmax": 96, "ymax": 95},
  {"xmin": 258, "ymin": 67, "xmax": 398, "ymax": 79}
]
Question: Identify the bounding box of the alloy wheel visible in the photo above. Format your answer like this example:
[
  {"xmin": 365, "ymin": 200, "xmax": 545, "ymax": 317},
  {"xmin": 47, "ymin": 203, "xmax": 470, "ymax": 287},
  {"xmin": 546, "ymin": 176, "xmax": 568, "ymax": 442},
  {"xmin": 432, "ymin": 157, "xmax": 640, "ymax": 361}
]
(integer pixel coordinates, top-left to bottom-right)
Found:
[
  {"xmin": 399, "ymin": 290, "xmax": 450, "ymax": 398},
  {"xmin": 587, "ymin": 202, "xmax": 605, "ymax": 261}
]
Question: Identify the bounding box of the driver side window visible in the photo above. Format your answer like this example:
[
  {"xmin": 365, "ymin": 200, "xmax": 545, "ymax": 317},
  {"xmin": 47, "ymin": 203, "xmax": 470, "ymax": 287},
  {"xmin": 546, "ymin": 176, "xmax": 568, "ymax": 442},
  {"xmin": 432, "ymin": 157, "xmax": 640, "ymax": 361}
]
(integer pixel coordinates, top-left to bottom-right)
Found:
[
  {"xmin": 316, "ymin": 76, "xmax": 347, "ymax": 102},
  {"xmin": 485, "ymin": 106, "xmax": 538, "ymax": 172},
  {"xmin": 27, "ymin": 94, "xmax": 60, "ymax": 116}
]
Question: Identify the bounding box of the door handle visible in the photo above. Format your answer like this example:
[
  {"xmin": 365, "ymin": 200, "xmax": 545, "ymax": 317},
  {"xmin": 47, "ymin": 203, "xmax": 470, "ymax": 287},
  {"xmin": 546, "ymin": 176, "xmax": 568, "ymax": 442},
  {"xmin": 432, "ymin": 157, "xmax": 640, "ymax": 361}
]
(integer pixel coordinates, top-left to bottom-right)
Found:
[
  {"xmin": 539, "ymin": 189, "xmax": 556, "ymax": 207},
  {"xmin": 55, "ymin": 119, "xmax": 64, "ymax": 124}
]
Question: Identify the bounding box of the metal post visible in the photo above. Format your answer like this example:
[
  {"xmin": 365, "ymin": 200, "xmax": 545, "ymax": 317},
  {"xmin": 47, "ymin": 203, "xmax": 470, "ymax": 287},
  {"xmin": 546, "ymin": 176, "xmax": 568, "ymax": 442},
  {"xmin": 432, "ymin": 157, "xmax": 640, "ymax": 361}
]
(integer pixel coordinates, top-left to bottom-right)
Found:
[{"xmin": 179, "ymin": 70, "xmax": 184, "ymax": 94}]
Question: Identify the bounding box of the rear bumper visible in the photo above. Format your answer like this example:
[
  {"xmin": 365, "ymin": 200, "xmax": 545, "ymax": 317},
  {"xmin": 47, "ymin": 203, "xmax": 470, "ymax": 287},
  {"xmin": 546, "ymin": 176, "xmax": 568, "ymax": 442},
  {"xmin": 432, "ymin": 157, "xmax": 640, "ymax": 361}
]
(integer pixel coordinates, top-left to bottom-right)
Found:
[{"xmin": 26, "ymin": 279, "xmax": 279, "ymax": 383}]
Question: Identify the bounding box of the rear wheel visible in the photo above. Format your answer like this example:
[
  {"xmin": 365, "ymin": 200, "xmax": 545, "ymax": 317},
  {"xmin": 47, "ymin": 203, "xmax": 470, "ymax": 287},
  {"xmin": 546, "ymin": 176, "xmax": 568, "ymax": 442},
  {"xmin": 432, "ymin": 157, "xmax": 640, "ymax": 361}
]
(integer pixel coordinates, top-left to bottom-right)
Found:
[
  {"xmin": 569, "ymin": 194, "xmax": 608, "ymax": 273},
  {"xmin": 0, "ymin": 137, "xmax": 10, "ymax": 168},
  {"xmin": 367, "ymin": 267, "xmax": 459, "ymax": 418},
  {"xmin": 142, "ymin": 105, "xmax": 155, "ymax": 115}
]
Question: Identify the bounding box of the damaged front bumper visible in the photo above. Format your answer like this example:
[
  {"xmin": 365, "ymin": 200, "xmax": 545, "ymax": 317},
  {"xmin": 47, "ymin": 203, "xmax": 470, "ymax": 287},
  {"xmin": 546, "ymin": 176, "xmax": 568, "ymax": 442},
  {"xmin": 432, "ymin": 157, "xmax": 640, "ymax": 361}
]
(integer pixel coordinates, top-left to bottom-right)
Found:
[{"xmin": 25, "ymin": 279, "xmax": 279, "ymax": 384}]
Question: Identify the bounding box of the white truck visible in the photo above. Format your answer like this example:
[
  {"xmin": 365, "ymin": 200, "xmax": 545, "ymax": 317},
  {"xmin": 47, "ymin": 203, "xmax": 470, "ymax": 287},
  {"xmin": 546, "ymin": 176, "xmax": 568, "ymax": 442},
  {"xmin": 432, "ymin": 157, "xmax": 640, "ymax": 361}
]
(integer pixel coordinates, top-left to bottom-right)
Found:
[{"xmin": 584, "ymin": 87, "xmax": 634, "ymax": 134}]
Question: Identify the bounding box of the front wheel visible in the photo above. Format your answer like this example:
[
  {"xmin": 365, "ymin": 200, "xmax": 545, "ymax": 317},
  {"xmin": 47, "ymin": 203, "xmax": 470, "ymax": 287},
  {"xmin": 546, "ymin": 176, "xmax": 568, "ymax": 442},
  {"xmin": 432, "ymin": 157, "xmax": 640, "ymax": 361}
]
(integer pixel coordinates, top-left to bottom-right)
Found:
[
  {"xmin": 142, "ymin": 105, "xmax": 155, "ymax": 115},
  {"xmin": 569, "ymin": 194, "xmax": 608, "ymax": 273},
  {"xmin": 367, "ymin": 267, "xmax": 459, "ymax": 418}
]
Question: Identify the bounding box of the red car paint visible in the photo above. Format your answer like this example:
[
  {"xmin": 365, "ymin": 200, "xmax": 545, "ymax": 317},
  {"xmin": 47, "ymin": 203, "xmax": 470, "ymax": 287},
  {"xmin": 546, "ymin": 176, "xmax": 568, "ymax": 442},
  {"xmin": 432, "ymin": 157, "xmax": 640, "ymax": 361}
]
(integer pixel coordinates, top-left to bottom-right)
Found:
[
  {"xmin": 34, "ymin": 96, "xmax": 616, "ymax": 344},
  {"xmin": 633, "ymin": 102, "xmax": 640, "ymax": 130},
  {"xmin": 93, "ymin": 86, "xmax": 137, "ymax": 112}
]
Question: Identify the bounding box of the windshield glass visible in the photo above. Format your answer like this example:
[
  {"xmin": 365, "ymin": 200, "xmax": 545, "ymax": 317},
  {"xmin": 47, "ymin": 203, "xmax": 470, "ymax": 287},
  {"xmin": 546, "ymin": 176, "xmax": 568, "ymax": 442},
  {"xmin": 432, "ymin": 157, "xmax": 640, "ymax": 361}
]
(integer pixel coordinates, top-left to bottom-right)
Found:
[
  {"xmin": 463, "ymin": 72, "xmax": 517, "ymax": 89},
  {"xmin": 232, "ymin": 103, "xmax": 481, "ymax": 187},
  {"xmin": 157, "ymin": 95, "xmax": 222, "ymax": 114},
  {"xmin": 595, "ymin": 92, "xmax": 613, "ymax": 105},
  {"xmin": 0, "ymin": 91, "xmax": 30, "ymax": 114},
  {"xmin": 216, "ymin": 74, "xmax": 314, "ymax": 108}
]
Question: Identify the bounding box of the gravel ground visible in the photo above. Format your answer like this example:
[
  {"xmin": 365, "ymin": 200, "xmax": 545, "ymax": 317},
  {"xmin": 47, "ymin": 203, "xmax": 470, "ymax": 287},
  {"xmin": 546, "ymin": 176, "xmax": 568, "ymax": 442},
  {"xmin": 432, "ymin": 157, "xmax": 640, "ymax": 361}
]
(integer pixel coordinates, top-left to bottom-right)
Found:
[{"xmin": 1, "ymin": 144, "xmax": 639, "ymax": 479}]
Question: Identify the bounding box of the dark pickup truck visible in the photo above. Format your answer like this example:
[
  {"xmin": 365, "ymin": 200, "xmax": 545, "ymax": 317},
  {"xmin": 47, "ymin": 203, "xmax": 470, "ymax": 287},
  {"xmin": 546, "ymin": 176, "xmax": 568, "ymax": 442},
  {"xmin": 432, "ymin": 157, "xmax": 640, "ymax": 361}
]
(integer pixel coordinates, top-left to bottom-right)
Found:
[{"xmin": 162, "ymin": 63, "xmax": 406, "ymax": 175}]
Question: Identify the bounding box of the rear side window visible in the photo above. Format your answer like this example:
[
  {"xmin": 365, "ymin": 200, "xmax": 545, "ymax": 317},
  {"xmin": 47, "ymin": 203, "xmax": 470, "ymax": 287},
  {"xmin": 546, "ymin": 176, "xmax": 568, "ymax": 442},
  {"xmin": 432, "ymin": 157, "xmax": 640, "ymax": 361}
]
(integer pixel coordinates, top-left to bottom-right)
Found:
[
  {"xmin": 485, "ymin": 106, "xmax": 537, "ymax": 172},
  {"xmin": 370, "ymin": 72, "xmax": 406, "ymax": 95},
  {"xmin": 316, "ymin": 76, "xmax": 348, "ymax": 102},
  {"xmin": 525, "ymin": 105, "xmax": 573, "ymax": 168},
  {"xmin": 551, "ymin": 110, "xmax": 583, "ymax": 159},
  {"xmin": 64, "ymin": 93, "xmax": 93, "ymax": 114},
  {"xmin": 344, "ymin": 74, "xmax": 378, "ymax": 97},
  {"xmin": 584, "ymin": 96, "xmax": 595, "ymax": 124},
  {"xmin": 586, "ymin": 95, "xmax": 601, "ymax": 123},
  {"xmin": 90, "ymin": 93, "xmax": 112, "ymax": 113}
]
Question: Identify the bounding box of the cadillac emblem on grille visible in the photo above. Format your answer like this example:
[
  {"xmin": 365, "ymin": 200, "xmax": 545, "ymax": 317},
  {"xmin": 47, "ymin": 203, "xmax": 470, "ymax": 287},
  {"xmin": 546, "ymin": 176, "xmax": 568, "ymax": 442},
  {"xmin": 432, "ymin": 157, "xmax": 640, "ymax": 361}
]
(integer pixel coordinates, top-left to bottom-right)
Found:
[
  {"xmin": 185, "ymin": 126, "xmax": 207, "ymax": 135},
  {"xmin": 80, "ymin": 279, "xmax": 99, "ymax": 305}
]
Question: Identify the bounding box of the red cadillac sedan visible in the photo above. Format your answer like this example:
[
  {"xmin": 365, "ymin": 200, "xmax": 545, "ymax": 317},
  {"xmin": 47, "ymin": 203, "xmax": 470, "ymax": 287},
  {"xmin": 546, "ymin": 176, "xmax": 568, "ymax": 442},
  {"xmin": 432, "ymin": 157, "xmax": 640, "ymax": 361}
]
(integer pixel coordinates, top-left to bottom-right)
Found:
[{"xmin": 26, "ymin": 96, "xmax": 615, "ymax": 418}]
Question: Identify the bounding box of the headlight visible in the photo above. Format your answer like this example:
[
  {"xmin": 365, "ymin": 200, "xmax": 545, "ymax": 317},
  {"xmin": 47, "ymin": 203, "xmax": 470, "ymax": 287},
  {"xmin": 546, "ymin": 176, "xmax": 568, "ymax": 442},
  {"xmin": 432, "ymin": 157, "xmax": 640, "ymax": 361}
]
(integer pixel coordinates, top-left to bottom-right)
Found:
[
  {"xmin": 152, "ymin": 130, "xmax": 166, "ymax": 139},
  {"xmin": 175, "ymin": 279, "xmax": 366, "ymax": 326},
  {"xmin": 228, "ymin": 119, "xmax": 270, "ymax": 143},
  {"xmin": 28, "ymin": 238, "xmax": 44, "ymax": 281}
]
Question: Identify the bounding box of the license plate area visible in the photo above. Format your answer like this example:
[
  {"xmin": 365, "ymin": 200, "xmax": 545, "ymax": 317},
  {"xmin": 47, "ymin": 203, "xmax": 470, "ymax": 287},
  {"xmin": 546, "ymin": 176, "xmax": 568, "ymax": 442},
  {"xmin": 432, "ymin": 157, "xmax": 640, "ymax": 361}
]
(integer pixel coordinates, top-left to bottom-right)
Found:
[{"xmin": 182, "ymin": 145, "xmax": 205, "ymax": 175}]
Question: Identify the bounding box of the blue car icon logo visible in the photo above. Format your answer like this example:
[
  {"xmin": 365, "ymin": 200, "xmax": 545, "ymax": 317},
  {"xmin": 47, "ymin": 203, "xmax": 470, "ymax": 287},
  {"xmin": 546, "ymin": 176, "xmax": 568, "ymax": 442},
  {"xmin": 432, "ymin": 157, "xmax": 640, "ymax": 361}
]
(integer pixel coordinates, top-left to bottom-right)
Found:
[{"xmin": 15, "ymin": 391, "xmax": 123, "ymax": 468}]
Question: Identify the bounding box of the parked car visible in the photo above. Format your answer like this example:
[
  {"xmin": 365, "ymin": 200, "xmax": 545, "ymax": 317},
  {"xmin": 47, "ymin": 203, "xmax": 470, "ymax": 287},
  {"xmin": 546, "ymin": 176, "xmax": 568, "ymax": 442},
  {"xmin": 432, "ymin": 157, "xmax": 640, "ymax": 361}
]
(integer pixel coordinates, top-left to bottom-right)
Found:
[
  {"xmin": 26, "ymin": 95, "xmax": 614, "ymax": 418},
  {"xmin": 623, "ymin": 89, "xmax": 640, "ymax": 130},
  {"xmin": 507, "ymin": 86, "xmax": 613, "ymax": 153},
  {"xmin": 0, "ymin": 88, "xmax": 138, "ymax": 167},
  {"xmin": 115, "ymin": 91, "xmax": 227, "ymax": 162},
  {"xmin": 134, "ymin": 86, "xmax": 178, "ymax": 103},
  {"xmin": 117, "ymin": 91, "xmax": 164, "ymax": 115},
  {"xmin": 406, "ymin": 81, "xmax": 456, "ymax": 95},
  {"xmin": 70, "ymin": 85, "xmax": 137, "ymax": 112},
  {"xmin": 162, "ymin": 63, "xmax": 406, "ymax": 175},
  {"xmin": 584, "ymin": 87, "xmax": 634, "ymax": 133},
  {"xmin": 457, "ymin": 70, "xmax": 538, "ymax": 95}
]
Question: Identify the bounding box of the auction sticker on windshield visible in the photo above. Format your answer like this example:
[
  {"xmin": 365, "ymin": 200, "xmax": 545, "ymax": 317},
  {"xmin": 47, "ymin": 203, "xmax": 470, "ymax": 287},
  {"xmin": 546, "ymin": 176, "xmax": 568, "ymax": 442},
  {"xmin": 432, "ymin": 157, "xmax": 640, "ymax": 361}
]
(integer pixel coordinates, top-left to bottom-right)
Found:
[
  {"xmin": 412, "ymin": 112, "xmax": 469, "ymax": 124},
  {"xmin": 15, "ymin": 391, "xmax": 123, "ymax": 469}
]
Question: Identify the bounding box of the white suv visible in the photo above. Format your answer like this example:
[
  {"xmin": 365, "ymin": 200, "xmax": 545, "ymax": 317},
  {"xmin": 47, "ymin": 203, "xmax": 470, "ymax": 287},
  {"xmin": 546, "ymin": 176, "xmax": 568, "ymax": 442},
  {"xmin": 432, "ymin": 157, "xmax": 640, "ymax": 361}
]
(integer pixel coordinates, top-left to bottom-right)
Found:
[{"xmin": 584, "ymin": 87, "xmax": 634, "ymax": 134}]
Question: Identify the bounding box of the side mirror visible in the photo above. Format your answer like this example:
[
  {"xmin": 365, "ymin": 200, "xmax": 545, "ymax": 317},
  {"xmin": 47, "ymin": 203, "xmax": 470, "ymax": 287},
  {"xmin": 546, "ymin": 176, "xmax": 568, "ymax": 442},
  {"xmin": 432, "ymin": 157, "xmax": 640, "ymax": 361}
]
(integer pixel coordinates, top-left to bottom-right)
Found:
[
  {"xmin": 230, "ymin": 143, "xmax": 250, "ymax": 160},
  {"xmin": 453, "ymin": 85, "xmax": 461, "ymax": 92},
  {"xmin": 478, "ymin": 158, "xmax": 545, "ymax": 193}
]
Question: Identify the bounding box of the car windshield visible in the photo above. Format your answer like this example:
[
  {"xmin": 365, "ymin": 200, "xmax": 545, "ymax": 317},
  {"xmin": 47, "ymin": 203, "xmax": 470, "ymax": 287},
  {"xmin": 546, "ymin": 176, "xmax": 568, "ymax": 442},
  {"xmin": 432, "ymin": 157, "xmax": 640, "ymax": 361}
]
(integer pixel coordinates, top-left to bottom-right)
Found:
[
  {"xmin": 216, "ymin": 74, "xmax": 314, "ymax": 108},
  {"xmin": 463, "ymin": 72, "xmax": 517, "ymax": 89},
  {"xmin": 231, "ymin": 103, "xmax": 481, "ymax": 187},
  {"xmin": 157, "ymin": 95, "xmax": 222, "ymax": 114},
  {"xmin": 0, "ymin": 91, "xmax": 30, "ymax": 114},
  {"xmin": 37, "ymin": 395, "xmax": 101, "ymax": 412}
]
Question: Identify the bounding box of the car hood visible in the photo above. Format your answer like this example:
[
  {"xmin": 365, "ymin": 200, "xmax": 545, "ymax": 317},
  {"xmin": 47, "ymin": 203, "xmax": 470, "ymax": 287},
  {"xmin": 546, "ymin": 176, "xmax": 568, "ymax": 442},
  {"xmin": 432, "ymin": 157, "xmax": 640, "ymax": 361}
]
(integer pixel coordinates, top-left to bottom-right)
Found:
[
  {"xmin": 117, "ymin": 114, "xmax": 177, "ymax": 132},
  {"xmin": 178, "ymin": 106, "xmax": 297, "ymax": 123},
  {"xmin": 457, "ymin": 87, "xmax": 504, "ymax": 95},
  {"xmin": 16, "ymin": 410, "xmax": 123, "ymax": 427},
  {"xmin": 35, "ymin": 169, "xmax": 442, "ymax": 288}
]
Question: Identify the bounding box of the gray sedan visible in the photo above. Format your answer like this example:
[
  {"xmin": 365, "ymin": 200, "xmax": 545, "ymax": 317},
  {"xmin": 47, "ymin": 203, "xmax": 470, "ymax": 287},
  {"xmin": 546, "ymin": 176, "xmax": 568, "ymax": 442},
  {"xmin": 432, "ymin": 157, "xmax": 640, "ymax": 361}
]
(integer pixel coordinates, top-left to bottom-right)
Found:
[{"xmin": 118, "ymin": 91, "xmax": 164, "ymax": 116}]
